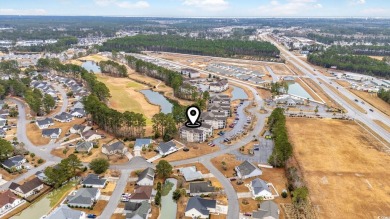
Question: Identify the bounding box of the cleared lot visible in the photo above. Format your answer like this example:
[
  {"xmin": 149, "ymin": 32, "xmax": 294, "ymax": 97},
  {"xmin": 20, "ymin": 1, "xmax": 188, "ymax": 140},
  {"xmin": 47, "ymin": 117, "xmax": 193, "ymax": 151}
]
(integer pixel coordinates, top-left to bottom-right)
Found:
[{"xmin": 286, "ymin": 118, "xmax": 390, "ymax": 219}]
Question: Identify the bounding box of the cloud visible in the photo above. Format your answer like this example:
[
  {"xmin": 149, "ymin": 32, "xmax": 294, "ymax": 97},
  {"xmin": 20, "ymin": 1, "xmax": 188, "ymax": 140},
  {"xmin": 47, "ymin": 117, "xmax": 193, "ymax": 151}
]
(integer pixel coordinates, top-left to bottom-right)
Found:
[
  {"xmin": 182, "ymin": 0, "xmax": 229, "ymax": 12},
  {"xmin": 257, "ymin": 0, "xmax": 324, "ymax": 16},
  {"xmin": 0, "ymin": 9, "xmax": 46, "ymax": 15},
  {"xmin": 95, "ymin": 0, "xmax": 149, "ymax": 9},
  {"xmin": 350, "ymin": 0, "xmax": 366, "ymax": 4}
]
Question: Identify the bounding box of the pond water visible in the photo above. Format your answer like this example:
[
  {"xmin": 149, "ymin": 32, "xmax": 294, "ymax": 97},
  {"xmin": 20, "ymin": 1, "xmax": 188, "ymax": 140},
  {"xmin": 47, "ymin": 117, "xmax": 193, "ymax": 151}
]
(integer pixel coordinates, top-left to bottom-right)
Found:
[
  {"xmin": 140, "ymin": 90, "xmax": 173, "ymax": 114},
  {"xmin": 82, "ymin": 61, "xmax": 101, "ymax": 73},
  {"xmin": 160, "ymin": 178, "xmax": 177, "ymax": 219},
  {"xmin": 12, "ymin": 181, "xmax": 77, "ymax": 219},
  {"xmin": 231, "ymin": 85, "xmax": 248, "ymax": 100},
  {"xmin": 287, "ymin": 82, "xmax": 314, "ymax": 100}
]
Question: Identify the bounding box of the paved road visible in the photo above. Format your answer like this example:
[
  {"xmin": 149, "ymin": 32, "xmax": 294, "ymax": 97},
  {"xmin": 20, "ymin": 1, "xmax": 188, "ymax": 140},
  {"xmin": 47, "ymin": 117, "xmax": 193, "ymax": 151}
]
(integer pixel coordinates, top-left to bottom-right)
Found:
[{"xmin": 265, "ymin": 35, "xmax": 390, "ymax": 144}]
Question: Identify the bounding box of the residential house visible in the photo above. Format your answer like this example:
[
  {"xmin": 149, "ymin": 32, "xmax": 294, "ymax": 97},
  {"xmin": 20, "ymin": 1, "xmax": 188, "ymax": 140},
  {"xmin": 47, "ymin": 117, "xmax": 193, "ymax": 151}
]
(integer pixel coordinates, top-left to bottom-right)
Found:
[
  {"xmin": 70, "ymin": 125, "xmax": 91, "ymax": 134},
  {"xmin": 137, "ymin": 167, "xmax": 155, "ymax": 186},
  {"xmin": 42, "ymin": 128, "xmax": 62, "ymax": 139},
  {"xmin": 248, "ymin": 178, "xmax": 273, "ymax": 200},
  {"xmin": 67, "ymin": 188, "xmax": 100, "ymax": 208},
  {"xmin": 45, "ymin": 205, "xmax": 86, "ymax": 219},
  {"xmin": 209, "ymin": 79, "xmax": 229, "ymax": 92},
  {"xmin": 181, "ymin": 68, "xmax": 200, "ymax": 78},
  {"xmin": 2, "ymin": 156, "xmax": 26, "ymax": 171},
  {"xmin": 124, "ymin": 201, "xmax": 151, "ymax": 219},
  {"xmin": 70, "ymin": 108, "xmax": 86, "ymax": 118},
  {"xmin": 81, "ymin": 130, "xmax": 103, "ymax": 142},
  {"xmin": 71, "ymin": 101, "xmax": 84, "ymax": 111},
  {"xmin": 185, "ymin": 196, "xmax": 217, "ymax": 219},
  {"xmin": 0, "ymin": 190, "xmax": 23, "ymax": 216},
  {"xmin": 157, "ymin": 141, "xmax": 178, "ymax": 156},
  {"xmin": 0, "ymin": 129, "xmax": 6, "ymax": 138},
  {"xmin": 252, "ymin": 201, "xmax": 279, "ymax": 219},
  {"xmin": 134, "ymin": 139, "xmax": 153, "ymax": 157},
  {"xmin": 0, "ymin": 116, "xmax": 7, "ymax": 128},
  {"xmin": 36, "ymin": 118, "xmax": 54, "ymax": 129},
  {"xmin": 9, "ymin": 177, "xmax": 44, "ymax": 198},
  {"xmin": 102, "ymin": 141, "xmax": 127, "ymax": 155},
  {"xmin": 129, "ymin": 186, "xmax": 153, "ymax": 203},
  {"xmin": 35, "ymin": 171, "xmax": 47, "ymax": 182},
  {"xmin": 189, "ymin": 182, "xmax": 216, "ymax": 196},
  {"xmin": 235, "ymin": 161, "xmax": 262, "ymax": 179},
  {"xmin": 75, "ymin": 141, "xmax": 93, "ymax": 153},
  {"xmin": 81, "ymin": 174, "xmax": 107, "ymax": 188},
  {"xmin": 54, "ymin": 112, "xmax": 73, "ymax": 123},
  {"xmin": 179, "ymin": 166, "xmax": 203, "ymax": 182}
]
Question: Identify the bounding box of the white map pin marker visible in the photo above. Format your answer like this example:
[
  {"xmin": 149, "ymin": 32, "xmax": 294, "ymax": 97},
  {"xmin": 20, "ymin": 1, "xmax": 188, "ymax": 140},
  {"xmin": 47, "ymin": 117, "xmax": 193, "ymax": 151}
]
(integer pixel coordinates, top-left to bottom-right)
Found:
[{"xmin": 185, "ymin": 106, "xmax": 201, "ymax": 128}]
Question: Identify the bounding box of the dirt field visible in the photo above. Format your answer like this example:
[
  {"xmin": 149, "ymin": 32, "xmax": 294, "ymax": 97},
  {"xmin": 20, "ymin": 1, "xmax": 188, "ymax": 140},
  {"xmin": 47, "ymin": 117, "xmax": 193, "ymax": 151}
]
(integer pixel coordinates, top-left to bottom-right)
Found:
[
  {"xmin": 374, "ymin": 120, "xmax": 390, "ymax": 133},
  {"xmin": 333, "ymin": 79, "xmax": 351, "ymax": 88},
  {"xmin": 286, "ymin": 118, "xmax": 390, "ymax": 219},
  {"xmin": 269, "ymin": 64, "xmax": 294, "ymax": 75},
  {"xmin": 349, "ymin": 89, "xmax": 390, "ymax": 116},
  {"xmin": 211, "ymin": 154, "xmax": 242, "ymax": 178}
]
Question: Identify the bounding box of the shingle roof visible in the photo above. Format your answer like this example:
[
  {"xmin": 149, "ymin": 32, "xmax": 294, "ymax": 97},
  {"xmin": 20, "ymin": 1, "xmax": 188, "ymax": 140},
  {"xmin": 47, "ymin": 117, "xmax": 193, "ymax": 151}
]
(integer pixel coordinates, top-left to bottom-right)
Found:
[
  {"xmin": 129, "ymin": 186, "xmax": 153, "ymax": 200},
  {"xmin": 252, "ymin": 201, "xmax": 279, "ymax": 219},
  {"xmin": 54, "ymin": 112, "xmax": 73, "ymax": 121},
  {"xmin": 82, "ymin": 174, "xmax": 107, "ymax": 186},
  {"xmin": 126, "ymin": 201, "xmax": 150, "ymax": 219},
  {"xmin": 137, "ymin": 167, "xmax": 155, "ymax": 183},
  {"xmin": 185, "ymin": 196, "xmax": 216, "ymax": 216},
  {"xmin": 9, "ymin": 177, "xmax": 43, "ymax": 194},
  {"xmin": 189, "ymin": 182, "xmax": 215, "ymax": 194},
  {"xmin": 76, "ymin": 141, "xmax": 93, "ymax": 152},
  {"xmin": 103, "ymin": 141, "xmax": 125, "ymax": 152},
  {"xmin": 67, "ymin": 188, "xmax": 99, "ymax": 205},
  {"xmin": 2, "ymin": 155, "xmax": 25, "ymax": 169},
  {"xmin": 180, "ymin": 166, "xmax": 204, "ymax": 181},
  {"xmin": 251, "ymin": 178, "xmax": 270, "ymax": 195},
  {"xmin": 42, "ymin": 128, "xmax": 61, "ymax": 136},
  {"xmin": 236, "ymin": 161, "xmax": 260, "ymax": 177},
  {"xmin": 134, "ymin": 139, "xmax": 152, "ymax": 149},
  {"xmin": 46, "ymin": 206, "xmax": 84, "ymax": 219},
  {"xmin": 158, "ymin": 141, "xmax": 177, "ymax": 154},
  {"xmin": 0, "ymin": 190, "xmax": 19, "ymax": 208},
  {"xmin": 36, "ymin": 118, "xmax": 53, "ymax": 126}
]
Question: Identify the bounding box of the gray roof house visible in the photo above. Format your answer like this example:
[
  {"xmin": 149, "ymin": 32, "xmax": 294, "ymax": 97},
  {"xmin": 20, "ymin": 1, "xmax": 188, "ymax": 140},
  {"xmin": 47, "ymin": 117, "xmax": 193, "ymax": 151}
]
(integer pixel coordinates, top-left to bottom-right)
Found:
[
  {"xmin": 54, "ymin": 112, "xmax": 73, "ymax": 123},
  {"xmin": 125, "ymin": 201, "xmax": 151, "ymax": 219},
  {"xmin": 185, "ymin": 196, "xmax": 217, "ymax": 219},
  {"xmin": 137, "ymin": 167, "xmax": 155, "ymax": 186},
  {"xmin": 189, "ymin": 182, "xmax": 216, "ymax": 196},
  {"xmin": 70, "ymin": 108, "xmax": 86, "ymax": 118},
  {"xmin": 157, "ymin": 141, "xmax": 178, "ymax": 156},
  {"xmin": 36, "ymin": 118, "xmax": 54, "ymax": 129},
  {"xmin": 67, "ymin": 188, "xmax": 100, "ymax": 208},
  {"xmin": 134, "ymin": 139, "xmax": 153, "ymax": 156},
  {"xmin": 249, "ymin": 178, "xmax": 273, "ymax": 200},
  {"xmin": 235, "ymin": 161, "xmax": 262, "ymax": 179},
  {"xmin": 46, "ymin": 205, "xmax": 86, "ymax": 219},
  {"xmin": 81, "ymin": 174, "xmax": 107, "ymax": 188},
  {"xmin": 42, "ymin": 128, "xmax": 62, "ymax": 139},
  {"xmin": 252, "ymin": 201, "xmax": 279, "ymax": 219},
  {"xmin": 102, "ymin": 141, "xmax": 127, "ymax": 155},
  {"xmin": 70, "ymin": 124, "xmax": 91, "ymax": 134},
  {"xmin": 2, "ymin": 155, "xmax": 26, "ymax": 170},
  {"xmin": 75, "ymin": 141, "xmax": 93, "ymax": 153},
  {"xmin": 179, "ymin": 166, "xmax": 204, "ymax": 182}
]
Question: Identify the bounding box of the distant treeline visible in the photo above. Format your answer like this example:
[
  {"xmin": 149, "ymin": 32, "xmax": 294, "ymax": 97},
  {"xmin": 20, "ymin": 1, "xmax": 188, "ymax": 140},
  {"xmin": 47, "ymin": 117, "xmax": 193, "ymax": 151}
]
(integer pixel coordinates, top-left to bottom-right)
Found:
[
  {"xmin": 15, "ymin": 37, "xmax": 78, "ymax": 53},
  {"xmin": 101, "ymin": 35, "xmax": 280, "ymax": 60},
  {"xmin": 99, "ymin": 60, "xmax": 127, "ymax": 77},
  {"xmin": 378, "ymin": 88, "xmax": 390, "ymax": 104},
  {"xmin": 308, "ymin": 47, "xmax": 390, "ymax": 79},
  {"xmin": 268, "ymin": 108, "xmax": 292, "ymax": 167}
]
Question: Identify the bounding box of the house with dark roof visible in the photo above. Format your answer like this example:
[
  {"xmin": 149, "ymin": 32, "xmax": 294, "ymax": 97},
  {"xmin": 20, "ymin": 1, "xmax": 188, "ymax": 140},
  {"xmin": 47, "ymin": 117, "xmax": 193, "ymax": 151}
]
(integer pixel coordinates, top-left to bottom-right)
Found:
[
  {"xmin": 157, "ymin": 141, "xmax": 178, "ymax": 156},
  {"xmin": 35, "ymin": 118, "xmax": 54, "ymax": 129},
  {"xmin": 42, "ymin": 128, "xmax": 62, "ymax": 139},
  {"xmin": 248, "ymin": 178, "xmax": 273, "ymax": 200},
  {"xmin": 75, "ymin": 141, "xmax": 93, "ymax": 153},
  {"xmin": 2, "ymin": 155, "xmax": 26, "ymax": 171},
  {"xmin": 129, "ymin": 186, "xmax": 153, "ymax": 203},
  {"xmin": 252, "ymin": 201, "xmax": 279, "ymax": 219},
  {"xmin": 185, "ymin": 196, "xmax": 217, "ymax": 218},
  {"xmin": 137, "ymin": 167, "xmax": 155, "ymax": 186},
  {"xmin": 102, "ymin": 141, "xmax": 127, "ymax": 155},
  {"xmin": 54, "ymin": 112, "xmax": 73, "ymax": 123},
  {"xmin": 0, "ymin": 190, "xmax": 23, "ymax": 216},
  {"xmin": 67, "ymin": 188, "xmax": 100, "ymax": 208},
  {"xmin": 70, "ymin": 108, "xmax": 86, "ymax": 118},
  {"xmin": 35, "ymin": 170, "xmax": 47, "ymax": 182},
  {"xmin": 235, "ymin": 161, "xmax": 262, "ymax": 179},
  {"xmin": 125, "ymin": 201, "xmax": 151, "ymax": 219},
  {"xmin": 189, "ymin": 182, "xmax": 216, "ymax": 196},
  {"xmin": 9, "ymin": 177, "xmax": 44, "ymax": 198},
  {"xmin": 81, "ymin": 174, "xmax": 107, "ymax": 188},
  {"xmin": 45, "ymin": 205, "xmax": 86, "ymax": 219}
]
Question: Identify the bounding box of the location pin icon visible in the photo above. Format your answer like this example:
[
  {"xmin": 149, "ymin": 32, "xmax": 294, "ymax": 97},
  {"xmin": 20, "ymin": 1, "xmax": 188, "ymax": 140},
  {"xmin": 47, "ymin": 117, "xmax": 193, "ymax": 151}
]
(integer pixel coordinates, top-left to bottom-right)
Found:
[{"xmin": 185, "ymin": 106, "xmax": 201, "ymax": 128}]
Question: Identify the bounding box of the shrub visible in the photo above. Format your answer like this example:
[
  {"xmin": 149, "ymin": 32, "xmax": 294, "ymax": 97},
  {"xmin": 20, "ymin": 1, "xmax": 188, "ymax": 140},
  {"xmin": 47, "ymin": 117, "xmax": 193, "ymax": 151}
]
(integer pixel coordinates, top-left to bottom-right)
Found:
[
  {"xmin": 37, "ymin": 159, "xmax": 44, "ymax": 164},
  {"xmin": 281, "ymin": 190, "xmax": 288, "ymax": 198},
  {"xmin": 30, "ymin": 153, "xmax": 36, "ymax": 158}
]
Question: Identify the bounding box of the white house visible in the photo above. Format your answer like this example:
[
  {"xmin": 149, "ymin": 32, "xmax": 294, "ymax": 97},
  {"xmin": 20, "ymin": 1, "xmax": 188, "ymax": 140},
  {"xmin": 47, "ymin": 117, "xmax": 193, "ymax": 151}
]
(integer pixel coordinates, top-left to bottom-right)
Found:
[
  {"xmin": 35, "ymin": 118, "xmax": 54, "ymax": 129},
  {"xmin": 235, "ymin": 161, "xmax": 262, "ymax": 179},
  {"xmin": 137, "ymin": 167, "xmax": 155, "ymax": 186},
  {"xmin": 2, "ymin": 155, "xmax": 26, "ymax": 171},
  {"xmin": 81, "ymin": 130, "xmax": 103, "ymax": 142},
  {"xmin": 9, "ymin": 177, "xmax": 44, "ymax": 198},
  {"xmin": 54, "ymin": 112, "xmax": 73, "ymax": 123},
  {"xmin": 0, "ymin": 190, "xmax": 23, "ymax": 216},
  {"xmin": 45, "ymin": 205, "xmax": 86, "ymax": 219},
  {"xmin": 248, "ymin": 178, "xmax": 273, "ymax": 200},
  {"xmin": 181, "ymin": 68, "xmax": 201, "ymax": 78},
  {"xmin": 185, "ymin": 196, "xmax": 217, "ymax": 219},
  {"xmin": 67, "ymin": 188, "xmax": 100, "ymax": 208},
  {"xmin": 157, "ymin": 141, "xmax": 178, "ymax": 156}
]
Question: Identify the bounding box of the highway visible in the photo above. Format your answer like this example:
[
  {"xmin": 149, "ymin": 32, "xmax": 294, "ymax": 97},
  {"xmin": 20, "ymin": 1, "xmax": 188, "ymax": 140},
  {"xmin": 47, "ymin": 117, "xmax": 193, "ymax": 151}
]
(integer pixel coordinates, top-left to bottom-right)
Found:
[{"xmin": 264, "ymin": 35, "xmax": 390, "ymax": 145}]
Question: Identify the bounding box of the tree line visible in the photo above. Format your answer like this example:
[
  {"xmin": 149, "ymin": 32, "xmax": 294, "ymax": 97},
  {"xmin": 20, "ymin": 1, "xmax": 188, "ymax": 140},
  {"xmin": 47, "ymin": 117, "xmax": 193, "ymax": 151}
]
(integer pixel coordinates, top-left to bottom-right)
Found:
[
  {"xmin": 268, "ymin": 108, "xmax": 292, "ymax": 167},
  {"xmin": 308, "ymin": 47, "xmax": 390, "ymax": 79},
  {"xmin": 15, "ymin": 37, "xmax": 78, "ymax": 53},
  {"xmin": 99, "ymin": 60, "xmax": 128, "ymax": 77},
  {"xmin": 378, "ymin": 88, "xmax": 390, "ymax": 104},
  {"xmin": 100, "ymin": 35, "xmax": 280, "ymax": 60},
  {"xmin": 25, "ymin": 88, "xmax": 55, "ymax": 116}
]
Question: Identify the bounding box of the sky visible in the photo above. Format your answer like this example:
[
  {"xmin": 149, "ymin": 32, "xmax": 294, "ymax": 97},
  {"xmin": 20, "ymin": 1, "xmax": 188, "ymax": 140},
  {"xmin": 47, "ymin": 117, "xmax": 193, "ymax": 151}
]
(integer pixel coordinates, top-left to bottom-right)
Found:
[{"xmin": 0, "ymin": 0, "xmax": 389, "ymax": 17}]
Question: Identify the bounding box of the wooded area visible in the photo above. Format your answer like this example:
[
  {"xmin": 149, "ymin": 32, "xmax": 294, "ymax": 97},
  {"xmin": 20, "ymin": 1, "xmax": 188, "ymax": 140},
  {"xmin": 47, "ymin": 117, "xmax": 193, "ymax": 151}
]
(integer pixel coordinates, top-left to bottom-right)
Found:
[{"xmin": 99, "ymin": 60, "xmax": 128, "ymax": 77}]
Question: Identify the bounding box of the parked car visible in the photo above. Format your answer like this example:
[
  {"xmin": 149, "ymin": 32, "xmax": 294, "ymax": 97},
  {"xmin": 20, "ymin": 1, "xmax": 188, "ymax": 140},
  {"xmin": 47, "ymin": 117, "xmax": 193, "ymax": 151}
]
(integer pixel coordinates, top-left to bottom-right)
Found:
[
  {"xmin": 369, "ymin": 109, "xmax": 374, "ymax": 112},
  {"xmin": 210, "ymin": 144, "xmax": 215, "ymax": 147},
  {"xmin": 230, "ymin": 178, "xmax": 236, "ymax": 181},
  {"xmin": 183, "ymin": 147, "xmax": 190, "ymax": 152},
  {"xmin": 87, "ymin": 214, "xmax": 97, "ymax": 218},
  {"xmin": 354, "ymin": 99, "xmax": 358, "ymax": 102}
]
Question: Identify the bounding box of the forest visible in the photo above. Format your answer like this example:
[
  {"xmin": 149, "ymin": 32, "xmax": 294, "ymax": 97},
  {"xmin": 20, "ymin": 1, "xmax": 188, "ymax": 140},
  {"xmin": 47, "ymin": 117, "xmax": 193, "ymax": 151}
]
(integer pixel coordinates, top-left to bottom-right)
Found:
[
  {"xmin": 378, "ymin": 88, "xmax": 390, "ymax": 104},
  {"xmin": 15, "ymin": 37, "xmax": 78, "ymax": 53},
  {"xmin": 101, "ymin": 35, "xmax": 280, "ymax": 60},
  {"xmin": 308, "ymin": 47, "xmax": 390, "ymax": 79},
  {"xmin": 99, "ymin": 60, "xmax": 128, "ymax": 77}
]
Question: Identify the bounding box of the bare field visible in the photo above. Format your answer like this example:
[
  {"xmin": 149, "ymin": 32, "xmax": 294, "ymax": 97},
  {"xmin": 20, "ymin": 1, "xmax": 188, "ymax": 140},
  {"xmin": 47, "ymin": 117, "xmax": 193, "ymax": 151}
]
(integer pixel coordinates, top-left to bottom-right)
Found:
[
  {"xmin": 269, "ymin": 64, "xmax": 294, "ymax": 75},
  {"xmin": 349, "ymin": 89, "xmax": 390, "ymax": 116},
  {"xmin": 286, "ymin": 118, "xmax": 390, "ymax": 219},
  {"xmin": 374, "ymin": 120, "xmax": 390, "ymax": 133},
  {"xmin": 333, "ymin": 79, "xmax": 351, "ymax": 88},
  {"xmin": 211, "ymin": 154, "xmax": 242, "ymax": 178}
]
